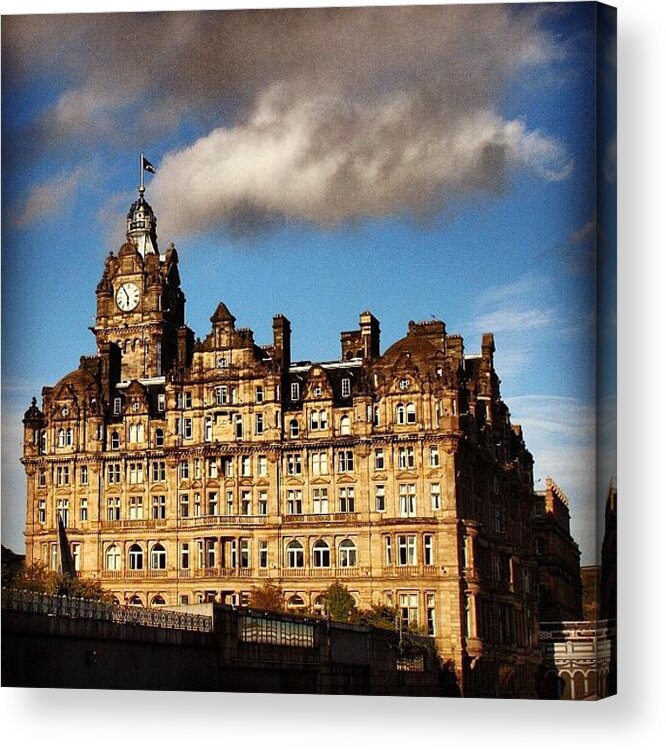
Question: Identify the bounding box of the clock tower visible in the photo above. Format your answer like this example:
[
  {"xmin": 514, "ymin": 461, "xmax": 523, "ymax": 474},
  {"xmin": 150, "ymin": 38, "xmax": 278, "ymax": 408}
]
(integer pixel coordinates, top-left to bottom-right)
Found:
[{"xmin": 93, "ymin": 187, "xmax": 186, "ymax": 382}]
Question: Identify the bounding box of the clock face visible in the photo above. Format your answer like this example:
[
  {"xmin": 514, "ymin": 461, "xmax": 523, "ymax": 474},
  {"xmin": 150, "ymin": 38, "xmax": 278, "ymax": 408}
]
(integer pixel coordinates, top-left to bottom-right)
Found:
[{"xmin": 116, "ymin": 282, "xmax": 140, "ymax": 311}]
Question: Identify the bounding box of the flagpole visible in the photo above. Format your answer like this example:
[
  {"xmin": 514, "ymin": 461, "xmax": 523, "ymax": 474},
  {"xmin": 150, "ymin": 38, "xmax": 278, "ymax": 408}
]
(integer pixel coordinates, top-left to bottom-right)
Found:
[{"xmin": 140, "ymin": 152, "xmax": 144, "ymax": 193}]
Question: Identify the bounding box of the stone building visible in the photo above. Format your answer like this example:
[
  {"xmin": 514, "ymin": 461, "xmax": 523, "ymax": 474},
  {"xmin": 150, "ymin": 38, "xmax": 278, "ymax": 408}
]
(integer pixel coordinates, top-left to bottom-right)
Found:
[
  {"xmin": 21, "ymin": 188, "xmax": 542, "ymax": 697},
  {"xmin": 532, "ymin": 478, "xmax": 583, "ymax": 621}
]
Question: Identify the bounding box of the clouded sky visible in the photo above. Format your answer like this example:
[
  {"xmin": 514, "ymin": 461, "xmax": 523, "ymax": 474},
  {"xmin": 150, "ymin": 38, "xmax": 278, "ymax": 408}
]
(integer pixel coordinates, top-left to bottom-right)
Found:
[{"xmin": 1, "ymin": 2, "xmax": 616, "ymax": 564}]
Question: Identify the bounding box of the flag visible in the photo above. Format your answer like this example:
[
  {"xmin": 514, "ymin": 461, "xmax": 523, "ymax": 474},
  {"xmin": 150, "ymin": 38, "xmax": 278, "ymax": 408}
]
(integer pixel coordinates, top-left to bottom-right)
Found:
[{"xmin": 142, "ymin": 155, "xmax": 156, "ymax": 174}]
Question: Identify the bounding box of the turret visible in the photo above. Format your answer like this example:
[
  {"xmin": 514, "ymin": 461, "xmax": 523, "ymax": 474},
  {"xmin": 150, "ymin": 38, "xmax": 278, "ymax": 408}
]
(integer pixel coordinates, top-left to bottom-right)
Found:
[{"xmin": 126, "ymin": 189, "xmax": 158, "ymax": 257}]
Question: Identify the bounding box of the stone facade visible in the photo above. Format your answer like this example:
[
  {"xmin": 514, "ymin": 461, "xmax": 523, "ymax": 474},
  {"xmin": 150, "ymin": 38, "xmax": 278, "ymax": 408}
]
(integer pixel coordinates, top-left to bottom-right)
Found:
[{"xmin": 22, "ymin": 190, "xmax": 542, "ymax": 697}]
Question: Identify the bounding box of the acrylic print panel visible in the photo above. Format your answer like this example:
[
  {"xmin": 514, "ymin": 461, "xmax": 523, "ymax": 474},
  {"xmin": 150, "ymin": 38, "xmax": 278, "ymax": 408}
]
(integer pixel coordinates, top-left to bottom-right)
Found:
[{"xmin": 1, "ymin": 2, "xmax": 616, "ymax": 699}]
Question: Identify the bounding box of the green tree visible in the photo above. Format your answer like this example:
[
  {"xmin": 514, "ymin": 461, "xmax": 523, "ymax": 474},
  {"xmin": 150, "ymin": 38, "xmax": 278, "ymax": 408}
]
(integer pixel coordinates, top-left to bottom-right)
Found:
[
  {"xmin": 248, "ymin": 582, "xmax": 285, "ymax": 613},
  {"xmin": 321, "ymin": 581, "xmax": 357, "ymax": 623},
  {"xmin": 356, "ymin": 603, "xmax": 398, "ymax": 630},
  {"xmin": 7, "ymin": 562, "xmax": 112, "ymax": 602}
]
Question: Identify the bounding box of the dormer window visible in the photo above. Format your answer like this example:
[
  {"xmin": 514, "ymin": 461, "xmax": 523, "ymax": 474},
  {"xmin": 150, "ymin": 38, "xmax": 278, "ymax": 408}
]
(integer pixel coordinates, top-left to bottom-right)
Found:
[
  {"xmin": 341, "ymin": 378, "xmax": 351, "ymax": 398},
  {"xmin": 113, "ymin": 397, "xmax": 122, "ymax": 415},
  {"xmin": 157, "ymin": 393, "xmax": 165, "ymax": 412},
  {"xmin": 291, "ymin": 382, "xmax": 300, "ymax": 401},
  {"xmin": 218, "ymin": 356, "xmax": 228, "ymax": 368}
]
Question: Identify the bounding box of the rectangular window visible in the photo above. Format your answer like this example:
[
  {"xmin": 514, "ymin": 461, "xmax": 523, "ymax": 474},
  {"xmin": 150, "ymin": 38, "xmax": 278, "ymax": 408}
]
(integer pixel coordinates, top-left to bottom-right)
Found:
[
  {"xmin": 259, "ymin": 541, "xmax": 268, "ymax": 568},
  {"xmin": 79, "ymin": 465, "xmax": 88, "ymax": 485},
  {"xmin": 424, "ymin": 535, "xmax": 434, "ymax": 565},
  {"xmin": 286, "ymin": 489, "xmax": 303, "ymax": 515},
  {"xmin": 128, "ymin": 462, "xmax": 144, "ymax": 484},
  {"xmin": 312, "ymin": 487, "xmax": 329, "ymax": 514},
  {"xmin": 38, "ymin": 500, "xmax": 46, "ymax": 524},
  {"xmin": 291, "ymin": 382, "xmax": 300, "ymax": 401},
  {"xmin": 399, "ymin": 593, "xmax": 419, "ymax": 630},
  {"xmin": 50, "ymin": 543, "xmax": 58, "ymax": 571},
  {"xmin": 241, "ymin": 490, "xmax": 251, "ymax": 515},
  {"xmin": 176, "ymin": 392, "xmax": 183, "ymax": 409},
  {"xmin": 398, "ymin": 535, "xmax": 417, "ymax": 566},
  {"xmin": 215, "ymin": 386, "xmax": 228, "ymax": 405},
  {"xmin": 208, "ymin": 492, "xmax": 218, "ymax": 516},
  {"xmin": 375, "ymin": 485, "xmax": 386, "ymax": 512},
  {"xmin": 257, "ymin": 455, "xmax": 268, "ymax": 476},
  {"xmin": 240, "ymin": 539, "xmax": 250, "ymax": 568},
  {"xmin": 398, "ymin": 446, "xmax": 415, "ymax": 469},
  {"xmin": 258, "ymin": 490, "xmax": 268, "ymax": 516},
  {"xmin": 204, "ymin": 417, "xmax": 212, "ymax": 442},
  {"xmin": 151, "ymin": 461, "xmax": 166, "ymax": 482},
  {"xmin": 374, "ymin": 448, "xmax": 384, "ymax": 470},
  {"xmin": 106, "ymin": 497, "xmax": 121, "ymax": 521},
  {"xmin": 194, "ymin": 458, "xmax": 201, "ymax": 479},
  {"xmin": 286, "ymin": 453, "xmax": 302, "ymax": 475},
  {"xmin": 157, "ymin": 393, "xmax": 165, "ymax": 412},
  {"xmin": 399, "ymin": 483, "xmax": 416, "ymax": 517},
  {"xmin": 255, "ymin": 412, "xmax": 264, "ymax": 434},
  {"xmin": 341, "ymin": 378, "xmax": 351, "ymax": 397},
  {"xmin": 226, "ymin": 491, "xmax": 234, "ymax": 515},
  {"xmin": 429, "ymin": 445, "xmax": 440, "ymax": 467},
  {"xmin": 113, "ymin": 397, "xmax": 121, "ymax": 415},
  {"xmin": 208, "ymin": 458, "xmax": 218, "ymax": 478},
  {"xmin": 38, "ymin": 468, "xmax": 47, "ymax": 487},
  {"xmin": 337, "ymin": 450, "xmax": 354, "ymax": 474},
  {"xmin": 221, "ymin": 456, "xmax": 233, "ymax": 477},
  {"xmin": 255, "ymin": 386, "xmax": 264, "ymax": 404},
  {"xmin": 129, "ymin": 496, "xmax": 143, "ymax": 520},
  {"xmin": 241, "ymin": 456, "xmax": 251, "ymax": 476},
  {"xmin": 338, "ymin": 487, "xmax": 355, "ymax": 513},
  {"xmin": 180, "ymin": 494, "xmax": 189, "ymax": 518},
  {"xmin": 312, "ymin": 452, "xmax": 329, "ymax": 475},
  {"xmin": 180, "ymin": 543, "xmax": 190, "ymax": 570},
  {"xmin": 384, "ymin": 536, "xmax": 392, "ymax": 565},
  {"xmin": 194, "ymin": 493, "xmax": 201, "ymax": 517},
  {"xmin": 430, "ymin": 482, "xmax": 441, "ymax": 511},
  {"xmin": 205, "ymin": 539, "xmax": 216, "ymax": 568},
  {"xmin": 79, "ymin": 498, "xmax": 88, "ymax": 522},
  {"xmin": 183, "ymin": 418, "xmax": 193, "ymax": 439},
  {"xmin": 71, "ymin": 543, "xmax": 81, "ymax": 572},
  {"xmin": 152, "ymin": 495, "xmax": 166, "ymax": 520},
  {"xmin": 184, "ymin": 391, "xmax": 192, "ymax": 408},
  {"xmin": 426, "ymin": 594, "xmax": 436, "ymax": 636},
  {"xmin": 56, "ymin": 465, "xmax": 71, "ymax": 486}
]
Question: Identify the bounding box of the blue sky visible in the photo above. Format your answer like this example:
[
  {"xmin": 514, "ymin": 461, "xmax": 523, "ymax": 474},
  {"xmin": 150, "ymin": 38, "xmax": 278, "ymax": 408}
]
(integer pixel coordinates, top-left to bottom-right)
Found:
[{"xmin": 1, "ymin": 2, "xmax": 616, "ymax": 563}]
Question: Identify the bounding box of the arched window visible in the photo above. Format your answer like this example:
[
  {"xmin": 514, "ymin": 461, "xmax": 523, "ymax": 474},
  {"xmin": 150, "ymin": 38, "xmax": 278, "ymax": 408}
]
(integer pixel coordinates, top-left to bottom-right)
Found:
[
  {"xmin": 312, "ymin": 540, "xmax": 330, "ymax": 568},
  {"xmin": 310, "ymin": 411, "xmax": 319, "ymax": 430},
  {"xmin": 319, "ymin": 410, "xmax": 328, "ymax": 429},
  {"xmin": 406, "ymin": 403, "xmax": 416, "ymax": 424},
  {"xmin": 105, "ymin": 544, "xmax": 121, "ymax": 571},
  {"xmin": 137, "ymin": 423, "xmax": 144, "ymax": 442},
  {"xmin": 128, "ymin": 424, "xmax": 136, "ymax": 443},
  {"xmin": 65, "ymin": 428, "xmax": 73, "ymax": 446},
  {"xmin": 287, "ymin": 594, "xmax": 306, "ymax": 612},
  {"xmin": 289, "ymin": 419, "xmax": 299, "ymax": 438},
  {"xmin": 339, "ymin": 415, "xmax": 351, "ymax": 435},
  {"xmin": 151, "ymin": 595, "xmax": 166, "ymax": 607},
  {"xmin": 58, "ymin": 428, "xmax": 66, "ymax": 447},
  {"xmin": 150, "ymin": 543, "xmax": 167, "ymax": 570},
  {"xmin": 313, "ymin": 595, "xmax": 326, "ymax": 616},
  {"xmin": 287, "ymin": 540, "xmax": 304, "ymax": 568},
  {"xmin": 155, "ymin": 428, "xmax": 164, "ymax": 447},
  {"xmin": 128, "ymin": 544, "xmax": 144, "ymax": 570},
  {"xmin": 128, "ymin": 595, "xmax": 143, "ymax": 607},
  {"xmin": 111, "ymin": 431, "xmax": 120, "ymax": 450},
  {"xmin": 338, "ymin": 539, "xmax": 357, "ymax": 568},
  {"xmin": 396, "ymin": 404, "xmax": 406, "ymax": 425}
]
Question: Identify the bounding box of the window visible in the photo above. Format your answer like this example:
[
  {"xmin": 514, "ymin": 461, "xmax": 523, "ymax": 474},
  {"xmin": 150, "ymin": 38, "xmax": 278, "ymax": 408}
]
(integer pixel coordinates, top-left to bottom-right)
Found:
[
  {"xmin": 337, "ymin": 450, "xmax": 354, "ymax": 473},
  {"xmin": 128, "ymin": 462, "xmax": 144, "ymax": 484},
  {"xmin": 312, "ymin": 487, "xmax": 329, "ymax": 514},
  {"xmin": 50, "ymin": 542, "xmax": 57, "ymax": 571},
  {"xmin": 398, "ymin": 446, "xmax": 415, "ymax": 469},
  {"xmin": 338, "ymin": 539, "xmax": 357, "ymax": 568},
  {"xmin": 106, "ymin": 463, "xmax": 120, "ymax": 484},
  {"xmin": 110, "ymin": 431, "xmax": 120, "ymax": 450},
  {"xmin": 399, "ymin": 378, "xmax": 410, "ymax": 390},
  {"xmin": 534, "ymin": 499, "xmax": 545, "ymax": 517},
  {"xmin": 215, "ymin": 386, "xmax": 228, "ymax": 405},
  {"xmin": 105, "ymin": 544, "xmax": 120, "ymax": 571},
  {"xmin": 208, "ymin": 458, "xmax": 218, "ymax": 478},
  {"xmin": 494, "ymin": 507, "xmax": 507, "ymax": 533},
  {"xmin": 128, "ymin": 544, "xmax": 144, "ymax": 570},
  {"xmin": 106, "ymin": 497, "xmax": 121, "ymax": 521},
  {"xmin": 399, "ymin": 593, "xmax": 419, "ymax": 630},
  {"xmin": 194, "ymin": 493, "xmax": 201, "ymax": 517},
  {"xmin": 257, "ymin": 455, "xmax": 268, "ymax": 476},
  {"xmin": 180, "ymin": 494, "xmax": 189, "ymax": 518},
  {"xmin": 255, "ymin": 412, "xmax": 264, "ymax": 434},
  {"xmin": 396, "ymin": 404, "xmax": 406, "ymax": 425},
  {"xmin": 38, "ymin": 500, "xmax": 46, "ymax": 524},
  {"xmin": 38, "ymin": 468, "xmax": 47, "ymax": 487},
  {"xmin": 424, "ymin": 535, "xmax": 434, "ymax": 565},
  {"xmin": 289, "ymin": 419, "xmax": 299, "ymax": 438},
  {"xmin": 234, "ymin": 415, "xmax": 243, "ymax": 439},
  {"xmin": 179, "ymin": 461, "xmax": 189, "ymax": 480},
  {"xmin": 241, "ymin": 490, "xmax": 251, "ymax": 515},
  {"xmin": 398, "ymin": 535, "xmax": 417, "ymax": 566},
  {"xmin": 259, "ymin": 541, "xmax": 268, "ymax": 568},
  {"xmin": 208, "ymin": 492, "xmax": 219, "ymax": 516},
  {"xmin": 193, "ymin": 458, "xmax": 201, "ymax": 479},
  {"xmin": 241, "ymin": 456, "xmax": 251, "ymax": 476},
  {"xmin": 312, "ymin": 452, "xmax": 328, "ymax": 475},
  {"xmin": 218, "ymin": 356, "xmax": 227, "ymax": 369},
  {"xmin": 183, "ymin": 418, "xmax": 193, "ymax": 439},
  {"xmin": 151, "ymin": 461, "xmax": 166, "ymax": 482},
  {"xmin": 58, "ymin": 428, "xmax": 65, "ymax": 448},
  {"xmin": 339, "ymin": 415, "xmax": 351, "ymax": 435},
  {"xmin": 204, "ymin": 417, "xmax": 212, "ymax": 442},
  {"xmin": 71, "ymin": 543, "xmax": 81, "ymax": 572},
  {"xmin": 429, "ymin": 445, "xmax": 440, "ymax": 467},
  {"xmin": 287, "ymin": 540, "xmax": 304, "ymax": 568},
  {"xmin": 310, "ymin": 410, "xmax": 319, "ymax": 430},
  {"xmin": 374, "ymin": 448, "xmax": 384, "ymax": 470},
  {"xmin": 399, "ymin": 483, "xmax": 416, "ymax": 517},
  {"xmin": 426, "ymin": 594, "xmax": 436, "ymax": 636},
  {"xmin": 338, "ymin": 487, "xmax": 355, "ymax": 513},
  {"xmin": 287, "ymin": 489, "xmax": 302, "ymax": 514},
  {"xmin": 226, "ymin": 491, "xmax": 234, "ymax": 515},
  {"xmin": 176, "ymin": 392, "xmax": 183, "ymax": 410},
  {"xmin": 113, "ymin": 397, "xmax": 122, "ymax": 415},
  {"xmin": 150, "ymin": 543, "xmax": 167, "ymax": 570},
  {"xmin": 221, "ymin": 456, "xmax": 233, "ymax": 477},
  {"xmin": 430, "ymin": 483, "xmax": 441, "ymax": 511},
  {"xmin": 157, "ymin": 393, "xmax": 165, "ymax": 412},
  {"xmin": 57, "ymin": 499, "xmax": 69, "ymax": 527},
  {"xmin": 129, "ymin": 496, "xmax": 143, "ymax": 520},
  {"xmin": 286, "ymin": 453, "xmax": 302, "ymax": 475},
  {"xmin": 385, "ymin": 536, "xmax": 393, "ymax": 565},
  {"xmin": 373, "ymin": 406, "xmax": 381, "ymax": 426},
  {"xmin": 184, "ymin": 391, "xmax": 192, "ymax": 408},
  {"xmin": 255, "ymin": 386, "xmax": 264, "ymax": 403},
  {"xmin": 375, "ymin": 485, "xmax": 386, "ymax": 512},
  {"xmin": 406, "ymin": 403, "xmax": 416, "ymax": 423},
  {"xmin": 535, "ymin": 536, "xmax": 546, "ymax": 556},
  {"xmin": 152, "ymin": 495, "xmax": 166, "ymax": 520},
  {"xmin": 56, "ymin": 465, "xmax": 70, "ymax": 486},
  {"xmin": 205, "ymin": 539, "xmax": 216, "ymax": 568},
  {"xmin": 291, "ymin": 382, "xmax": 300, "ymax": 401},
  {"xmin": 155, "ymin": 428, "xmax": 164, "ymax": 447},
  {"xmin": 79, "ymin": 465, "xmax": 88, "ymax": 485},
  {"xmin": 180, "ymin": 543, "xmax": 190, "ymax": 570},
  {"xmin": 79, "ymin": 498, "xmax": 88, "ymax": 522},
  {"xmin": 312, "ymin": 540, "xmax": 330, "ymax": 568},
  {"xmin": 341, "ymin": 378, "xmax": 351, "ymax": 397},
  {"xmin": 240, "ymin": 538, "xmax": 250, "ymax": 568},
  {"xmin": 258, "ymin": 490, "xmax": 268, "ymax": 516}
]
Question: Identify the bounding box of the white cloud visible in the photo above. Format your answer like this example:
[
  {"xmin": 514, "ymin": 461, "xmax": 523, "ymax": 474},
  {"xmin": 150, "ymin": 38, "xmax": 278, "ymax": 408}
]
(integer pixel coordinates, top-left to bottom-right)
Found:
[{"xmin": 12, "ymin": 166, "xmax": 87, "ymax": 228}]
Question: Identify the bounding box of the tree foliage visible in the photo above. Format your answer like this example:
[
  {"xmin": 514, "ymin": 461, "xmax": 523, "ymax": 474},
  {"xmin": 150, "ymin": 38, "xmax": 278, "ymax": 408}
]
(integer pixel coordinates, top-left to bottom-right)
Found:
[
  {"xmin": 321, "ymin": 581, "xmax": 357, "ymax": 623},
  {"xmin": 6, "ymin": 562, "xmax": 112, "ymax": 602},
  {"xmin": 248, "ymin": 582, "xmax": 285, "ymax": 613},
  {"xmin": 356, "ymin": 603, "xmax": 398, "ymax": 630}
]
